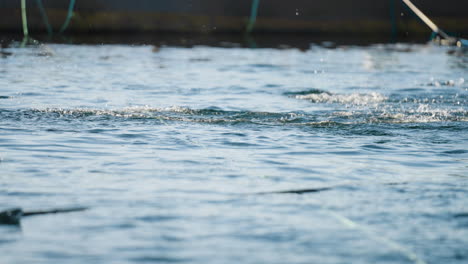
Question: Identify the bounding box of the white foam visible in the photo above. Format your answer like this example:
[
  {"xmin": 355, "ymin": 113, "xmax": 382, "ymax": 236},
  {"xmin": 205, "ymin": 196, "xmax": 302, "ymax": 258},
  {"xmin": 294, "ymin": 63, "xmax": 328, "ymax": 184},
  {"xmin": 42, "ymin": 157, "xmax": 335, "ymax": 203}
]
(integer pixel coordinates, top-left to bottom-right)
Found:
[
  {"xmin": 34, "ymin": 103, "xmax": 467, "ymax": 125},
  {"xmin": 40, "ymin": 105, "xmax": 195, "ymax": 116},
  {"xmin": 295, "ymin": 92, "xmax": 387, "ymax": 105}
]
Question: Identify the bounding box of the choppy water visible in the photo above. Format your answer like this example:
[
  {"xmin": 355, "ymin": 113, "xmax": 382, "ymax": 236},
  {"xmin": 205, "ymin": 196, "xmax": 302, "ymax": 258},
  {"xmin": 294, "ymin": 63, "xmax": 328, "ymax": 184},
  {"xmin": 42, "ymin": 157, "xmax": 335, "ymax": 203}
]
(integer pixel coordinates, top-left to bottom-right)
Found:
[{"xmin": 0, "ymin": 41, "xmax": 467, "ymax": 264}]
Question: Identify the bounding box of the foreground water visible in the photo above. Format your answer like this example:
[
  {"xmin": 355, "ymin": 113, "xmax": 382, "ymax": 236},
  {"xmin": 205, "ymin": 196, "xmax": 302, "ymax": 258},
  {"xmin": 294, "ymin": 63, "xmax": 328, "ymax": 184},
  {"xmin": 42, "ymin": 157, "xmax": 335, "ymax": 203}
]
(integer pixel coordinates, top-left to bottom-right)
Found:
[{"xmin": 0, "ymin": 41, "xmax": 467, "ymax": 264}]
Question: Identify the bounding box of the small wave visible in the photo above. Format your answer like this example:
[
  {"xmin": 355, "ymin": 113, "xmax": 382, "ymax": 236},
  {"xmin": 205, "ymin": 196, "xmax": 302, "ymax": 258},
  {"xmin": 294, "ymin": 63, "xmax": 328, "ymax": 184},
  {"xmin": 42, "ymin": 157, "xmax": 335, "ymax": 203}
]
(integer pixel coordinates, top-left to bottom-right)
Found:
[
  {"xmin": 426, "ymin": 78, "xmax": 465, "ymax": 87},
  {"xmin": 442, "ymin": 150, "xmax": 468, "ymax": 155},
  {"xmin": 294, "ymin": 91, "xmax": 387, "ymax": 105},
  {"xmin": 369, "ymin": 112, "xmax": 467, "ymax": 123},
  {"xmin": 283, "ymin": 89, "xmax": 330, "ymax": 96},
  {"xmin": 130, "ymin": 256, "xmax": 188, "ymax": 263},
  {"xmin": 369, "ymin": 43, "xmax": 419, "ymax": 53},
  {"xmin": 18, "ymin": 106, "xmax": 308, "ymax": 125},
  {"xmin": 248, "ymin": 63, "xmax": 285, "ymax": 69},
  {"xmin": 2, "ymin": 104, "xmax": 466, "ymax": 128}
]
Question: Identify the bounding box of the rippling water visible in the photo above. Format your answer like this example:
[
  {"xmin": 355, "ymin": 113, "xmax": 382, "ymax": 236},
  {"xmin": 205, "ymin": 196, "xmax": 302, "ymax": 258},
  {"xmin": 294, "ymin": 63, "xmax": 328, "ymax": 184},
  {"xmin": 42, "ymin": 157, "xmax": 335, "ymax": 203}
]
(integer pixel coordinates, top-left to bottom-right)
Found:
[{"xmin": 0, "ymin": 41, "xmax": 467, "ymax": 264}]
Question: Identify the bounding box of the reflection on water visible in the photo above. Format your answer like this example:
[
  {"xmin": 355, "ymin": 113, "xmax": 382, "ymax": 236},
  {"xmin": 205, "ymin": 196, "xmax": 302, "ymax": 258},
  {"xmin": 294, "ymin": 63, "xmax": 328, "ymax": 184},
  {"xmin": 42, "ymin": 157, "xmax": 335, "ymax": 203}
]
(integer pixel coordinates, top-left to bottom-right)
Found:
[{"xmin": 0, "ymin": 40, "xmax": 467, "ymax": 264}]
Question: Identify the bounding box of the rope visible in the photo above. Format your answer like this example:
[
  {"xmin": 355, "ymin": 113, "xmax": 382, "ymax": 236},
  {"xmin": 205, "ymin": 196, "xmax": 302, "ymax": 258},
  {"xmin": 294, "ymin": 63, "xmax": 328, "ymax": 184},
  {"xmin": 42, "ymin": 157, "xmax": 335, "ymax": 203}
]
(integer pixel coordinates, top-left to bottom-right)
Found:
[
  {"xmin": 21, "ymin": 0, "xmax": 29, "ymax": 38},
  {"xmin": 401, "ymin": 0, "xmax": 468, "ymax": 46},
  {"xmin": 20, "ymin": 0, "xmax": 30, "ymax": 47},
  {"xmin": 328, "ymin": 211, "xmax": 428, "ymax": 264},
  {"xmin": 28, "ymin": 0, "xmax": 76, "ymax": 35},
  {"xmin": 390, "ymin": 0, "xmax": 397, "ymax": 41},
  {"xmin": 256, "ymin": 181, "xmax": 428, "ymax": 264},
  {"xmin": 59, "ymin": 0, "xmax": 76, "ymax": 33},
  {"xmin": 246, "ymin": 0, "xmax": 260, "ymax": 34},
  {"xmin": 35, "ymin": 0, "xmax": 53, "ymax": 35},
  {"xmin": 401, "ymin": 0, "xmax": 451, "ymax": 39}
]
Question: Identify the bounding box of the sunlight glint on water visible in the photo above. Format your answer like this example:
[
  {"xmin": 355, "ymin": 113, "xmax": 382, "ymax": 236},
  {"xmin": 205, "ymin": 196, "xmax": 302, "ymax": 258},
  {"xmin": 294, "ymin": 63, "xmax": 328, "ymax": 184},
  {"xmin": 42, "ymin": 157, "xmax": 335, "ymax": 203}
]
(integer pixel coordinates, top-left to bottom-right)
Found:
[{"xmin": 0, "ymin": 43, "xmax": 467, "ymax": 264}]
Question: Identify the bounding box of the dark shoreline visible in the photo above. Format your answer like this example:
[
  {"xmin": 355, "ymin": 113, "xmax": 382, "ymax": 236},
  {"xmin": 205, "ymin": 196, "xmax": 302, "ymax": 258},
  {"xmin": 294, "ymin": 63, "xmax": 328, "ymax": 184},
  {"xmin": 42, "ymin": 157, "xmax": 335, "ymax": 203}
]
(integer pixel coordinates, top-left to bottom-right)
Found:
[{"xmin": 0, "ymin": 32, "xmax": 432, "ymax": 49}]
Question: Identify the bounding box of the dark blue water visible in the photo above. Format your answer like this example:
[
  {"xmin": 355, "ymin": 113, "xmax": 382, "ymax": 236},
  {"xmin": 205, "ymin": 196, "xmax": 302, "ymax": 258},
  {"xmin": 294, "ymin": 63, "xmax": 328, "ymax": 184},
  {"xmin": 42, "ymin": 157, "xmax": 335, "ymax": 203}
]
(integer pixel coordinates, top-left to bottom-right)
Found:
[{"xmin": 0, "ymin": 42, "xmax": 467, "ymax": 264}]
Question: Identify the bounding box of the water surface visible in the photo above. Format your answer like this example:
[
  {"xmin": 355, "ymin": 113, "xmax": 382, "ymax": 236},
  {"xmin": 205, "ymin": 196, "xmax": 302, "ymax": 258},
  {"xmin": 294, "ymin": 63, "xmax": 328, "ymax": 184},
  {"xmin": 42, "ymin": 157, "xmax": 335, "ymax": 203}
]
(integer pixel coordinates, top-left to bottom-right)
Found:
[{"xmin": 0, "ymin": 42, "xmax": 467, "ymax": 264}]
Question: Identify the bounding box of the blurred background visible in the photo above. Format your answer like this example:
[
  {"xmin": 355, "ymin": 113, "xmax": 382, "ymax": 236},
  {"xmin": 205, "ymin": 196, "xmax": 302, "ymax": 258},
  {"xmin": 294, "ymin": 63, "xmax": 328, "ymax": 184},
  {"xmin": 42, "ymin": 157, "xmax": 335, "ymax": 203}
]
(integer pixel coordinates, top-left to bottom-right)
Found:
[{"xmin": 1, "ymin": 0, "xmax": 467, "ymax": 45}]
